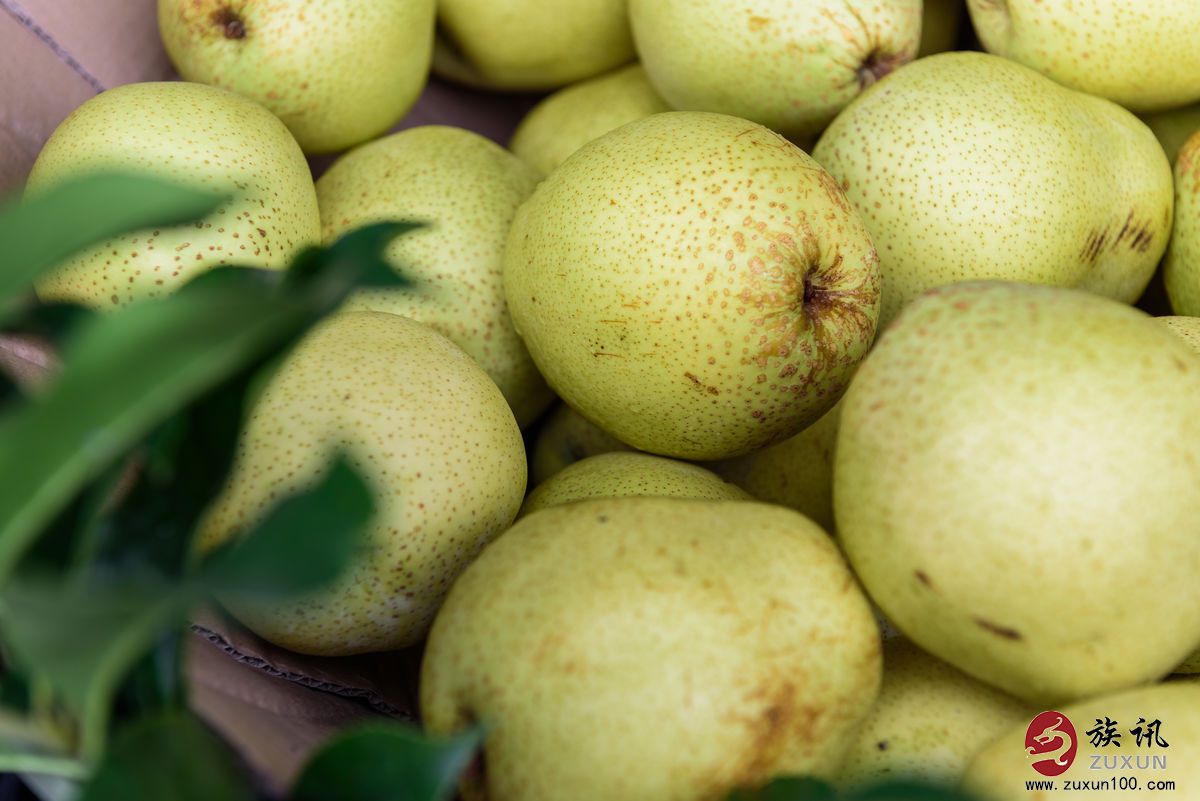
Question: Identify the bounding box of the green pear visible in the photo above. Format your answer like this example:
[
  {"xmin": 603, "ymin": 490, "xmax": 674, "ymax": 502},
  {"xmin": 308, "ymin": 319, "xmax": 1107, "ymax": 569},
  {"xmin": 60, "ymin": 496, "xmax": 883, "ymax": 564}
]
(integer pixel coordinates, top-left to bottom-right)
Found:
[
  {"xmin": 967, "ymin": 0, "xmax": 1200, "ymax": 113},
  {"xmin": 421, "ymin": 497, "xmax": 882, "ymax": 800},
  {"xmin": 705, "ymin": 395, "xmax": 841, "ymax": 533},
  {"xmin": 629, "ymin": 0, "xmax": 921, "ymax": 143},
  {"xmin": 157, "ymin": 0, "xmax": 434, "ymax": 155},
  {"xmin": 509, "ymin": 64, "xmax": 670, "ymax": 176},
  {"xmin": 919, "ymin": 0, "xmax": 964, "ymax": 57},
  {"xmin": 963, "ymin": 682, "xmax": 1200, "ymax": 799},
  {"xmin": 198, "ymin": 311, "xmax": 526, "ymax": 655},
  {"xmin": 528, "ymin": 402, "xmax": 634, "ymax": 486},
  {"xmin": 836, "ymin": 281, "xmax": 1200, "ymax": 705},
  {"xmin": 316, "ymin": 126, "xmax": 551, "ymax": 428},
  {"xmin": 813, "ymin": 52, "xmax": 1173, "ymax": 328},
  {"xmin": 1164, "ymin": 133, "xmax": 1200, "ymax": 316},
  {"xmin": 504, "ymin": 111, "xmax": 881, "ymax": 461},
  {"xmin": 838, "ymin": 639, "xmax": 1032, "ymax": 789},
  {"xmin": 434, "ymin": 0, "xmax": 634, "ymax": 90},
  {"xmin": 25, "ymin": 82, "xmax": 319, "ymax": 309},
  {"xmin": 521, "ymin": 452, "xmax": 749, "ymax": 515},
  {"xmin": 1140, "ymin": 104, "xmax": 1200, "ymax": 165}
]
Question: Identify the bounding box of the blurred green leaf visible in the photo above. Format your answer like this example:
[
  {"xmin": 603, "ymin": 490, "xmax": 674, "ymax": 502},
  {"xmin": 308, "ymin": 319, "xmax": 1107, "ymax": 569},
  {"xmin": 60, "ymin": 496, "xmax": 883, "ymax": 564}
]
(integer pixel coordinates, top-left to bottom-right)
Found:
[
  {"xmin": 200, "ymin": 457, "xmax": 375, "ymax": 599},
  {"xmin": 112, "ymin": 629, "xmax": 186, "ymax": 720},
  {"xmin": 291, "ymin": 723, "xmax": 481, "ymax": 801},
  {"xmin": 727, "ymin": 777, "xmax": 836, "ymax": 801},
  {"xmin": 0, "ymin": 174, "xmax": 224, "ymax": 315},
  {"xmin": 78, "ymin": 712, "xmax": 253, "ymax": 801},
  {"xmin": 285, "ymin": 221, "xmax": 421, "ymax": 297}
]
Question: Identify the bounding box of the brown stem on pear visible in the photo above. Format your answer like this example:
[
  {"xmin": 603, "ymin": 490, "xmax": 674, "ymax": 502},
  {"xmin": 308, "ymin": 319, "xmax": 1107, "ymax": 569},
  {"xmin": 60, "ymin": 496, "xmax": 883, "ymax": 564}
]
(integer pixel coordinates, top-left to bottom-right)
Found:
[
  {"xmin": 856, "ymin": 50, "xmax": 908, "ymax": 90},
  {"xmin": 211, "ymin": 7, "xmax": 246, "ymax": 40}
]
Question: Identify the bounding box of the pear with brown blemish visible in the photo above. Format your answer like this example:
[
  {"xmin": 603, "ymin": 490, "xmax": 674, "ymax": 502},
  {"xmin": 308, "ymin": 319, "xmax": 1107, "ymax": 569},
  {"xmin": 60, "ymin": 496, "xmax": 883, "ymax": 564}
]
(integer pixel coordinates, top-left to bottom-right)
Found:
[
  {"xmin": 504, "ymin": 111, "xmax": 881, "ymax": 461},
  {"xmin": 836, "ymin": 281, "xmax": 1200, "ymax": 705},
  {"xmin": 198, "ymin": 311, "xmax": 526, "ymax": 655},
  {"xmin": 316, "ymin": 126, "xmax": 551, "ymax": 428},
  {"xmin": 1164, "ymin": 133, "xmax": 1200, "ymax": 317},
  {"xmin": 421, "ymin": 497, "xmax": 882, "ymax": 801},
  {"xmin": 26, "ymin": 81, "xmax": 319, "ymax": 309},
  {"xmin": 968, "ymin": 0, "xmax": 1200, "ymax": 114},
  {"xmin": 814, "ymin": 52, "xmax": 1174, "ymax": 329},
  {"xmin": 629, "ymin": 0, "xmax": 921, "ymax": 143},
  {"xmin": 158, "ymin": 0, "xmax": 435, "ymax": 154}
]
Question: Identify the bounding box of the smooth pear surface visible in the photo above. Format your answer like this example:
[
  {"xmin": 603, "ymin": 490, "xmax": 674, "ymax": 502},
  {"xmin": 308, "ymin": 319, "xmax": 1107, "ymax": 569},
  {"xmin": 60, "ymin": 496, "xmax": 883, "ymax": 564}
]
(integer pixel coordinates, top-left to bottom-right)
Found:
[
  {"xmin": 968, "ymin": 0, "xmax": 1200, "ymax": 113},
  {"xmin": 630, "ymin": 0, "xmax": 921, "ymax": 142},
  {"xmin": 528, "ymin": 403, "xmax": 634, "ymax": 486},
  {"xmin": 509, "ymin": 64, "xmax": 670, "ymax": 176},
  {"xmin": 1165, "ymin": 133, "xmax": 1200, "ymax": 316},
  {"xmin": 158, "ymin": 0, "xmax": 434, "ymax": 154},
  {"xmin": 199, "ymin": 312, "xmax": 526, "ymax": 655},
  {"xmin": 963, "ymin": 683, "xmax": 1200, "ymax": 799},
  {"xmin": 421, "ymin": 497, "xmax": 882, "ymax": 801},
  {"xmin": 836, "ymin": 282, "xmax": 1200, "ymax": 704},
  {"xmin": 434, "ymin": 0, "xmax": 634, "ymax": 90},
  {"xmin": 316, "ymin": 126, "xmax": 551, "ymax": 427},
  {"xmin": 521, "ymin": 451, "xmax": 750, "ymax": 515},
  {"xmin": 26, "ymin": 82, "xmax": 318, "ymax": 309},
  {"xmin": 504, "ymin": 111, "xmax": 881, "ymax": 461},
  {"xmin": 838, "ymin": 639, "xmax": 1031, "ymax": 789},
  {"xmin": 813, "ymin": 52, "xmax": 1173, "ymax": 328}
]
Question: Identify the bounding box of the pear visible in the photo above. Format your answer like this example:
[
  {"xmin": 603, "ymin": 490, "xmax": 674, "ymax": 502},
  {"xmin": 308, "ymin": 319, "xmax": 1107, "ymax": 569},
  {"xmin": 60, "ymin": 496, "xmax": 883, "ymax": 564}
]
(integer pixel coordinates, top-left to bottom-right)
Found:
[
  {"xmin": 521, "ymin": 452, "xmax": 749, "ymax": 515},
  {"xmin": 157, "ymin": 0, "xmax": 434, "ymax": 155},
  {"xmin": 25, "ymin": 82, "xmax": 319, "ymax": 309},
  {"xmin": 504, "ymin": 111, "xmax": 881, "ymax": 461},
  {"xmin": 316, "ymin": 126, "xmax": 551, "ymax": 428},
  {"xmin": 629, "ymin": 0, "xmax": 921, "ymax": 143},
  {"xmin": 705, "ymin": 396, "xmax": 841, "ymax": 533},
  {"xmin": 919, "ymin": 0, "xmax": 964, "ymax": 57},
  {"xmin": 1140, "ymin": 104, "xmax": 1200, "ymax": 165},
  {"xmin": 836, "ymin": 281, "xmax": 1200, "ymax": 705},
  {"xmin": 528, "ymin": 402, "xmax": 633, "ymax": 486},
  {"xmin": 1164, "ymin": 133, "xmax": 1200, "ymax": 316},
  {"xmin": 963, "ymin": 682, "xmax": 1200, "ymax": 799},
  {"xmin": 967, "ymin": 0, "xmax": 1200, "ymax": 113},
  {"xmin": 813, "ymin": 52, "xmax": 1173, "ymax": 328},
  {"xmin": 198, "ymin": 311, "xmax": 526, "ymax": 655},
  {"xmin": 838, "ymin": 638, "xmax": 1032, "ymax": 789},
  {"xmin": 509, "ymin": 64, "xmax": 670, "ymax": 176},
  {"xmin": 420, "ymin": 497, "xmax": 882, "ymax": 801},
  {"xmin": 434, "ymin": 0, "xmax": 634, "ymax": 90}
]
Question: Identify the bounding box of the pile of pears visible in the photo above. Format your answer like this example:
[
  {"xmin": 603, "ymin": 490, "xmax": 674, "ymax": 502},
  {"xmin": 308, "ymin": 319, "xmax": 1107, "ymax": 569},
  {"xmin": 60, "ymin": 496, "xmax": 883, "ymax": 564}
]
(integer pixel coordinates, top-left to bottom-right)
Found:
[{"xmin": 23, "ymin": 0, "xmax": 1200, "ymax": 798}]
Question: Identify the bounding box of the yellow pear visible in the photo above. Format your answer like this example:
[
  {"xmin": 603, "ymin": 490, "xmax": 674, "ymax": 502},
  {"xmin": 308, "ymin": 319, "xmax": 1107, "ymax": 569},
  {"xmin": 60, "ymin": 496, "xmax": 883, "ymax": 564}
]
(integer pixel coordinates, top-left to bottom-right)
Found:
[
  {"xmin": 838, "ymin": 638, "xmax": 1032, "ymax": 789},
  {"xmin": 25, "ymin": 82, "xmax": 319, "ymax": 309},
  {"xmin": 813, "ymin": 52, "xmax": 1173, "ymax": 328},
  {"xmin": 509, "ymin": 64, "xmax": 670, "ymax": 176},
  {"xmin": 521, "ymin": 451, "xmax": 749, "ymax": 515},
  {"xmin": 1164, "ymin": 133, "xmax": 1200, "ymax": 316},
  {"xmin": 198, "ymin": 312, "xmax": 526, "ymax": 655},
  {"xmin": 504, "ymin": 111, "xmax": 881, "ymax": 461},
  {"xmin": 316, "ymin": 126, "xmax": 551, "ymax": 427},
  {"xmin": 836, "ymin": 282, "xmax": 1200, "ymax": 705},
  {"xmin": 158, "ymin": 0, "xmax": 434, "ymax": 154},
  {"xmin": 421, "ymin": 497, "xmax": 882, "ymax": 801},
  {"xmin": 528, "ymin": 402, "xmax": 633, "ymax": 486}
]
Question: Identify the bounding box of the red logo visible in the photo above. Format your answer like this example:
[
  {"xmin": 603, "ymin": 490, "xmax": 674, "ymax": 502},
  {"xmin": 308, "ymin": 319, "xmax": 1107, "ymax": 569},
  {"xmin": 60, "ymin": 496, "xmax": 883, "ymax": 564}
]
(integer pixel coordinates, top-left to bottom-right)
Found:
[{"xmin": 1025, "ymin": 710, "xmax": 1078, "ymax": 776}]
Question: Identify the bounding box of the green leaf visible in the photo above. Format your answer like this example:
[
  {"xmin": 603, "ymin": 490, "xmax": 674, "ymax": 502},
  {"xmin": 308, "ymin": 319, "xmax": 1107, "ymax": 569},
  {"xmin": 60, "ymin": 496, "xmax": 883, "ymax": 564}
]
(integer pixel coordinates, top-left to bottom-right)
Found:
[
  {"xmin": 727, "ymin": 777, "xmax": 836, "ymax": 801},
  {"xmin": 0, "ymin": 173, "xmax": 224, "ymax": 314},
  {"xmin": 286, "ymin": 221, "xmax": 421, "ymax": 297},
  {"xmin": 200, "ymin": 457, "xmax": 375, "ymax": 599},
  {"xmin": 78, "ymin": 712, "xmax": 253, "ymax": 801},
  {"xmin": 291, "ymin": 722, "xmax": 480, "ymax": 801}
]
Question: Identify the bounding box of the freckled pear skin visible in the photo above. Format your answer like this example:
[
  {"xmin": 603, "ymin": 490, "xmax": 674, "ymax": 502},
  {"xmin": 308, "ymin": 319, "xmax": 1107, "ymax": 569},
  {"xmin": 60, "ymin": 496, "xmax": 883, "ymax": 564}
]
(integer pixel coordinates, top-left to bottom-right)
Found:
[
  {"xmin": 198, "ymin": 312, "xmax": 526, "ymax": 655},
  {"xmin": 158, "ymin": 0, "xmax": 435, "ymax": 154},
  {"xmin": 968, "ymin": 0, "xmax": 1200, "ymax": 114},
  {"xmin": 316, "ymin": 126, "xmax": 551, "ymax": 428},
  {"xmin": 420, "ymin": 497, "xmax": 882, "ymax": 801},
  {"xmin": 510, "ymin": 64, "xmax": 671, "ymax": 177},
  {"xmin": 629, "ymin": 0, "xmax": 921, "ymax": 143},
  {"xmin": 836, "ymin": 282, "xmax": 1200, "ymax": 705},
  {"xmin": 25, "ymin": 82, "xmax": 319, "ymax": 310},
  {"xmin": 504, "ymin": 111, "xmax": 881, "ymax": 461},
  {"xmin": 813, "ymin": 52, "xmax": 1173, "ymax": 328},
  {"xmin": 1165, "ymin": 134, "xmax": 1200, "ymax": 316}
]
